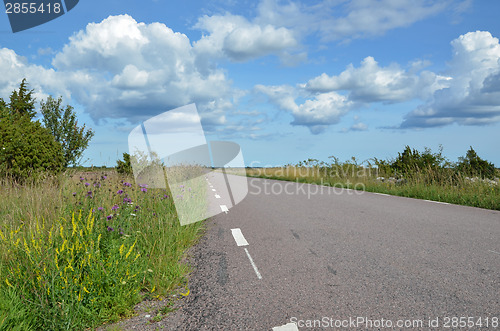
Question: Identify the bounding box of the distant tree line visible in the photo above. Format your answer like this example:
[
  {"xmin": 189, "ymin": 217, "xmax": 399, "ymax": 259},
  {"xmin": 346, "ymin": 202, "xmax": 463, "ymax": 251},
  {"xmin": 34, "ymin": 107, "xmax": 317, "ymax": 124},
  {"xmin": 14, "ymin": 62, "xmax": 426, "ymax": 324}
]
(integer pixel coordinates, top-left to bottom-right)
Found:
[{"xmin": 0, "ymin": 79, "xmax": 94, "ymax": 182}]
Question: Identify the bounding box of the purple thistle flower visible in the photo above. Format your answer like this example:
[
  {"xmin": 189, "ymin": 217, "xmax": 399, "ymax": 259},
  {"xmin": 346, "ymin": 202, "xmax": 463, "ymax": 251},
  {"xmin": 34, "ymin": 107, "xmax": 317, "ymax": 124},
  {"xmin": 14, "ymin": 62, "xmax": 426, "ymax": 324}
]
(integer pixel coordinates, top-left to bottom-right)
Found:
[
  {"xmin": 106, "ymin": 215, "xmax": 113, "ymax": 220},
  {"xmin": 164, "ymin": 194, "xmax": 169, "ymax": 199},
  {"xmin": 141, "ymin": 187, "xmax": 147, "ymax": 192},
  {"xmin": 117, "ymin": 189, "xmax": 124, "ymax": 194},
  {"xmin": 94, "ymin": 182, "xmax": 101, "ymax": 188},
  {"xmin": 107, "ymin": 226, "xmax": 114, "ymax": 232},
  {"xmin": 79, "ymin": 177, "xmax": 84, "ymax": 181},
  {"xmin": 72, "ymin": 192, "xmax": 77, "ymax": 196},
  {"xmin": 102, "ymin": 175, "xmax": 107, "ymax": 180},
  {"xmin": 86, "ymin": 191, "xmax": 93, "ymax": 198},
  {"xmin": 123, "ymin": 197, "xmax": 132, "ymax": 203},
  {"xmin": 123, "ymin": 182, "xmax": 132, "ymax": 187},
  {"xmin": 98, "ymin": 207, "xmax": 104, "ymax": 211},
  {"xmin": 85, "ymin": 182, "xmax": 90, "ymax": 186},
  {"xmin": 111, "ymin": 204, "xmax": 119, "ymax": 210}
]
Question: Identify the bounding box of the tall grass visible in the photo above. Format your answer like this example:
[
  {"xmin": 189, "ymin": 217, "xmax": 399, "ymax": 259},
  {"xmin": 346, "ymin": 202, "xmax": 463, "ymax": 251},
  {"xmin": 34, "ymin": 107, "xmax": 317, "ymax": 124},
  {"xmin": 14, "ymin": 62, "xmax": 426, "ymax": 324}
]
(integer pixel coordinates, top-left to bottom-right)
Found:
[
  {"xmin": 0, "ymin": 169, "xmax": 205, "ymax": 330},
  {"xmin": 246, "ymin": 163, "xmax": 500, "ymax": 210}
]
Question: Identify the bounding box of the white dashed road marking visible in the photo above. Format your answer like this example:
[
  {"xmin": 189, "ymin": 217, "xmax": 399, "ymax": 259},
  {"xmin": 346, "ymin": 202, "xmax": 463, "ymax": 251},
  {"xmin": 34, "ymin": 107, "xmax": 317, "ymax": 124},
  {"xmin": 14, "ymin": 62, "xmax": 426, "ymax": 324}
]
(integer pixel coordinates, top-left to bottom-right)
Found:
[
  {"xmin": 230, "ymin": 228, "xmax": 262, "ymax": 280},
  {"xmin": 220, "ymin": 205, "xmax": 229, "ymax": 214},
  {"xmin": 244, "ymin": 248, "xmax": 262, "ymax": 280},
  {"xmin": 215, "ymin": 194, "xmax": 221, "ymax": 199},
  {"xmin": 231, "ymin": 228, "xmax": 249, "ymax": 246},
  {"xmin": 212, "ymin": 188, "xmax": 216, "ymax": 191},
  {"xmin": 489, "ymin": 250, "xmax": 500, "ymax": 255},
  {"xmin": 272, "ymin": 322, "xmax": 299, "ymax": 331}
]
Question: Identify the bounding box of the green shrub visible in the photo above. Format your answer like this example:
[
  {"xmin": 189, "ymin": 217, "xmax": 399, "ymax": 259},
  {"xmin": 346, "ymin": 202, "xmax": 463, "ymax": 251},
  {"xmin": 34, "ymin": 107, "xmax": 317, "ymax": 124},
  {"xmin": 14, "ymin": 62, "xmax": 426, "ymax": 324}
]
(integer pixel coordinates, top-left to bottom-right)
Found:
[
  {"xmin": 0, "ymin": 115, "xmax": 64, "ymax": 182},
  {"xmin": 455, "ymin": 146, "xmax": 496, "ymax": 179},
  {"xmin": 391, "ymin": 145, "xmax": 447, "ymax": 176},
  {"xmin": 116, "ymin": 152, "xmax": 133, "ymax": 175}
]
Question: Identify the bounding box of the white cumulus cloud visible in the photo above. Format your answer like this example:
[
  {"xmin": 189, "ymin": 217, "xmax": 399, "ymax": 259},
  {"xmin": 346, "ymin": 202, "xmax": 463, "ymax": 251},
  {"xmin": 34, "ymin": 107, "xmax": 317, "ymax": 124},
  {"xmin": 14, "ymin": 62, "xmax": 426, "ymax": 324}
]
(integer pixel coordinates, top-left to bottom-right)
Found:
[
  {"xmin": 193, "ymin": 13, "xmax": 298, "ymax": 62},
  {"xmin": 0, "ymin": 15, "xmax": 235, "ymax": 127},
  {"xmin": 255, "ymin": 84, "xmax": 354, "ymax": 134},
  {"xmin": 401, "ymin": 31, "xmax": 500, "ymax": 128},
  {"xmin": 306, "ymin": 56, "xmax": 449, "ymax": 102}
]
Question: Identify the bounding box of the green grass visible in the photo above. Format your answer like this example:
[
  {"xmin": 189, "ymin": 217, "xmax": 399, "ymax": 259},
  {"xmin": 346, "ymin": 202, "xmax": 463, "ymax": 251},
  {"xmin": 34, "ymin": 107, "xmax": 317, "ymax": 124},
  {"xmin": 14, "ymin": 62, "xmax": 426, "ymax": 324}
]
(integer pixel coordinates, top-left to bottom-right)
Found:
[
  {"xmin": 245, "ymin": 165, "xmax": 500, "ymax": 210},
  {"xmin": 0, "ymin": 169, "xmax": 205, "ymax": 330}
]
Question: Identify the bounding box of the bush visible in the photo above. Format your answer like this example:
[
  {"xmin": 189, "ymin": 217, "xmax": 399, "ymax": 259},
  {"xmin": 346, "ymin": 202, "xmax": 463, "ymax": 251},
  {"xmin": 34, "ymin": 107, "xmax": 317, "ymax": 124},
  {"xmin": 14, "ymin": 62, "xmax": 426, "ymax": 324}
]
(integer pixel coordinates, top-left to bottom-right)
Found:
[
  {"xmin": 391, "ymin": 145, "xmax": 447, "ymax": 176},
  {"xmin": 456, "ymin": 146, "xmax": 496, "ymax": 179},
  {"xmin": 0, "ymin": 115, "xmax": 64, "ymax": 182},
  {"xmin": 116, "ymin": 152, "xmax": 133, "ymax": 175}
]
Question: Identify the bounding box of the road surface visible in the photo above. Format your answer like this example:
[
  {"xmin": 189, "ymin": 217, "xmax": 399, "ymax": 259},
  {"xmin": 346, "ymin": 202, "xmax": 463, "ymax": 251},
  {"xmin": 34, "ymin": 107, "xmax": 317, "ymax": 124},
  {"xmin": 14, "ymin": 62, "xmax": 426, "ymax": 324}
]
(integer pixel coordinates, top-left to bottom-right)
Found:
[{"xmin": 156, "ymin": 175, "xmax": 500, "ymax": 330}]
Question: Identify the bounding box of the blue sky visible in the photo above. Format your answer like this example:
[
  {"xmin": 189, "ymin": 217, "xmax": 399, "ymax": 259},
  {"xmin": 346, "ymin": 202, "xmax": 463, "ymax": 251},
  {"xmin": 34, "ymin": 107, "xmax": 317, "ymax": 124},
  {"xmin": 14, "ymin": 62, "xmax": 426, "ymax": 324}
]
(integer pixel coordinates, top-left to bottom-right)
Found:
[{"xmin": 1, "ymin": 0, "xmax": 500, "ymax": 167}]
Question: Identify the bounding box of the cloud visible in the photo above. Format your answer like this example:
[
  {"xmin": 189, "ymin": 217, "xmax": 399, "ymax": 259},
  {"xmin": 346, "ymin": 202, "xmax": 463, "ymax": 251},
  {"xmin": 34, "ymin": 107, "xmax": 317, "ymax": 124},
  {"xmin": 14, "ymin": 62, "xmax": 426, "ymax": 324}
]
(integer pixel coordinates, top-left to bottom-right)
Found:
[
  {"xmin": 193, "ymin": 13, "xmax": 298, "ymax": 62},
  {"xmin": 255, "ymin": 84, "xmax": 354, "ymax": 134},
  {"xmin": 255, "ymin": 0, "xmax": 451, "ymax": 43},
  {"xmin": 401, "ymin": 31, "xmax": 500, "ymax": 128},
  {"xmin": 306, "ymin": 56, "xmax": 449, "ymax": 102},
  {"xmin": 0, "ymin": 15, "xmax": 235, "ymax": 129}
]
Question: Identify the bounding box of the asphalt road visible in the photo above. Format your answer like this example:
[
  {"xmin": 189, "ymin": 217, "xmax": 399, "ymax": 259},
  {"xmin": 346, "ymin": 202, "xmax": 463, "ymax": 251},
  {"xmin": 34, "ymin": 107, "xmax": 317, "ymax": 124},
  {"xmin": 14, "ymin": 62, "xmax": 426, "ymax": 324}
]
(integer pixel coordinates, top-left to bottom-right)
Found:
[{"xmin": 158, "ymin": 175, "xmax": 500, "ymax": 330}]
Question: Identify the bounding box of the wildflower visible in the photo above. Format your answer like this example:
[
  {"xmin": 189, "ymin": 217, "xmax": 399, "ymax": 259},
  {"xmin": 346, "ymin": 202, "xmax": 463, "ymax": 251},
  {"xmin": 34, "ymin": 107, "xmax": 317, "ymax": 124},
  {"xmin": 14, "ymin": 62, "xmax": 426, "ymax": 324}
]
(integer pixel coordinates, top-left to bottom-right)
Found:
[
  {"xmin": 106, "ymin": 215, "xmax": 113, "ymax": 220},
  {"xmin": 152, "ymin": 212, "xmax": 156, "ymax": 216},
  {"xmin": 102, "ymin": 175, "xmax": 107, "ymax": 180},
  {"xmin": 98, "ymin": 207, "xmax": 104, "ymax": 211},
  {"xmin": 117, "ymin": 189, "xmax": 124, "ymax": 194},
  {"xmin": 139, "ymin": 184, "xmax": 148, "ymax": 188},
  {"xmin": 163, "ymin": 194, "xmax": 169, "ymax": 199},
  {"xmin": 107, "ymin": 226, "xmax": 114, "ymax": 232},
  {"xmin": 111, "ymin": 204, "xmax": 119, "ymax": 210},
  {"xmin": 86, "ymin": 191, "xmax": 93, "ymax": 198},
  {"xmin": 141, "ymin": 187, "xmax": 147, "ymax": 192},
  {"xmin": 79, "ymin": 177, "xmax": 84, "ymax": 181},
  {"xmin": 85, "ymin": 182, "xmax": 90, "ymax": 186},
  {"xmin": 123, "ymin": 197, "xmax": 132, "ymax": 203},
  {"xmin": 94, "ymin": 182, "xmax": 101, "ymax": 188},
  {"xmin": 123, "ymin": 182, "xmax": 132, "ymax": 187},
  {"xmin": 72, "ymin": 192, "xmax": 77, "ymax": 196}
]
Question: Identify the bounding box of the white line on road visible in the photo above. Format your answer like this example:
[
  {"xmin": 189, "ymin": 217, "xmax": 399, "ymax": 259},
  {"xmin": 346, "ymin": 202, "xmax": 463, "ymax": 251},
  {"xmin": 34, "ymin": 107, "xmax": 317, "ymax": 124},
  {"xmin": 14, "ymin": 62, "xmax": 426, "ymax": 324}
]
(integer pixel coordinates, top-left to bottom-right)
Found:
[
  {"xmin": 272, "ymin": 323, "xmax": 299, "ymax": 331},
  {"xmin": 231, "ymin": 228, "xmax": 249, "ymax": 246},
  {"xmin": 424, "ymin": 199, "xmax": 450, "ymax": 205},
  {"xmin": 220, "ymin": 205, "xmax": 229, "ymax": 214},
  {"xmin": 488, "ymin": 250, "xmax": 500, "ymax": 255},
  {"xmin": 244, "ymin": 248, "xmax": 262, "ymax": 280},
  {"xmin": 373, "ymin": 192, "xmax": 390, "ymax": 196},
  {"xmin": 215, "ymin": 194, "xmax": 221, "ymax": 199},
  {"xmin": 212, "ymin": 188, "xmax": 216, "ymax": 191}
]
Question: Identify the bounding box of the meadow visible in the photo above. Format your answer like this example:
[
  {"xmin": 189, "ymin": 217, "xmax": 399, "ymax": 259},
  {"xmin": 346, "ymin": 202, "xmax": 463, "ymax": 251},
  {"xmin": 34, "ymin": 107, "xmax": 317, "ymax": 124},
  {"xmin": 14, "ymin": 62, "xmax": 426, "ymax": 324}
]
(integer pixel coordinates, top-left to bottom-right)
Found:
[
  {"xmin": 0, "ymin": 169, "xmax": 205, "ymax": 330},
  {"xmin": 245, "ymin": 160, "xmax": 500, "ymax": 211}
]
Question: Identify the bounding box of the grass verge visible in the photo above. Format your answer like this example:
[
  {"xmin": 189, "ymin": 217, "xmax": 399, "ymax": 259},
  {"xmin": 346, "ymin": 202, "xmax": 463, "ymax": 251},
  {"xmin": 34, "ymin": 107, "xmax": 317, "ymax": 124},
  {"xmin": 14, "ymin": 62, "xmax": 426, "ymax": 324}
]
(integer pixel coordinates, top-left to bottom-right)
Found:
[
  {"xmin": 0, "ymin": 169, "xmax": 205, "ymax": 330},
  {"xmin": 245, "ymin": 166, "xmax": 500, "ymax": 211}
]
